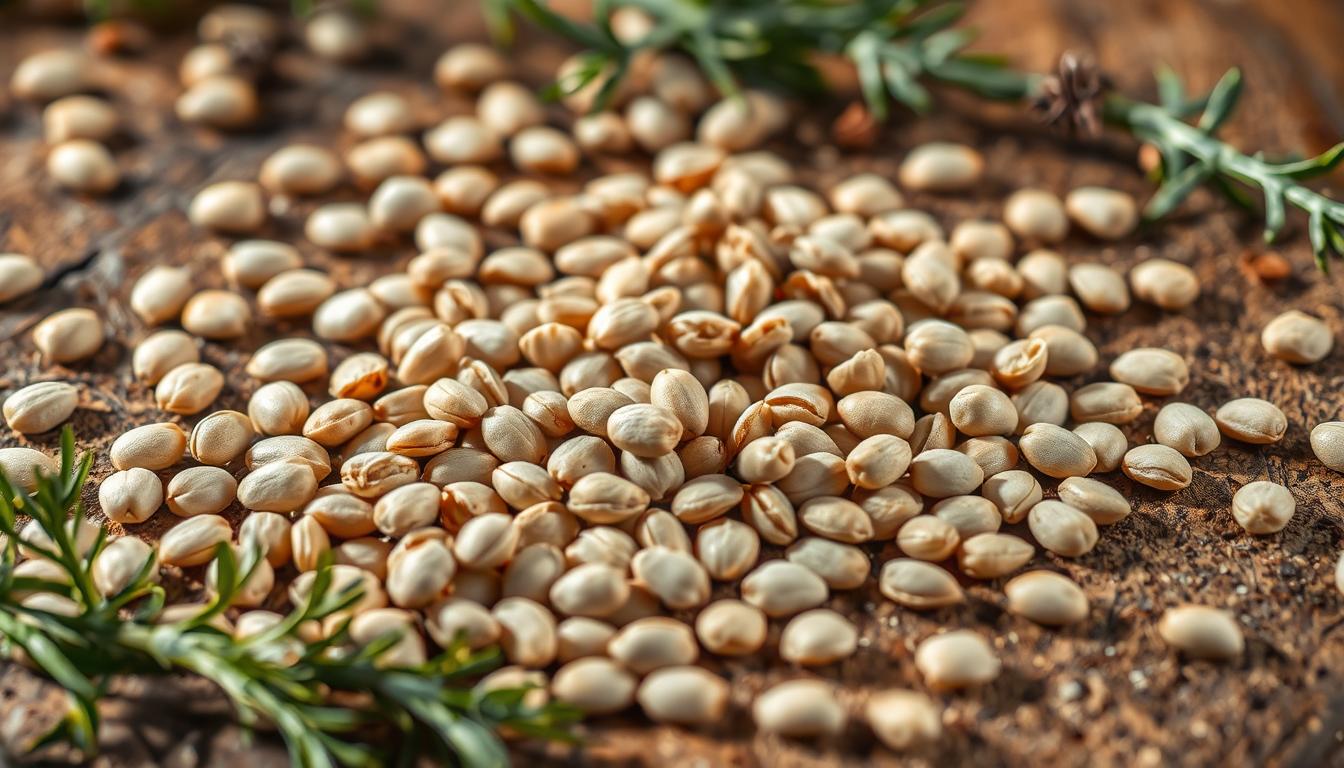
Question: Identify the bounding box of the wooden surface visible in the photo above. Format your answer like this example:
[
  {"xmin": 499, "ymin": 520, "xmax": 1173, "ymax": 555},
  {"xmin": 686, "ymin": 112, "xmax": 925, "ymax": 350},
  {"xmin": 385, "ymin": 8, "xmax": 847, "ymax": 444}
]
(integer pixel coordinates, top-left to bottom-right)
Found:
[{"xmin": 3, "ymin": 1, "xmax": 1344, "ymax": 766}]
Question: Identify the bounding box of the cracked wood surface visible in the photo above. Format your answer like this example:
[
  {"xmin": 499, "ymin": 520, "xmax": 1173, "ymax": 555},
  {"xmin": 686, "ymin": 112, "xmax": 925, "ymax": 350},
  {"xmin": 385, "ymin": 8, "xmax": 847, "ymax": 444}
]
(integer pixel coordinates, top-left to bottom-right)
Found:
[{"xmin": 2, "ymin": 0, "xmax": 1344, "ymax": 766}]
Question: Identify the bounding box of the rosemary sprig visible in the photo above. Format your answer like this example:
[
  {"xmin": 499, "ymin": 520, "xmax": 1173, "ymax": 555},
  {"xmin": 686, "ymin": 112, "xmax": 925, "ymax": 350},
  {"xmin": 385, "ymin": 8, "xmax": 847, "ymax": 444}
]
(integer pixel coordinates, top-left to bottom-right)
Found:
[
  {"xmin": 0, "ymin": 427, "xmax": 579, "ymax": 767},
  {"xmin": 489, "ymin": 0, "xmax": 1344, "ymax": 269}
]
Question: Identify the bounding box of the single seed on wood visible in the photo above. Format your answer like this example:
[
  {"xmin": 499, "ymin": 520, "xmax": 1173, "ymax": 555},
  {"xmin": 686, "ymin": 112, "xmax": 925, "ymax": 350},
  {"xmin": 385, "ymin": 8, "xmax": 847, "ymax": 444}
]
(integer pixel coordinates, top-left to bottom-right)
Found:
[
  {"xmin": 914, "ymin": 630, "xmax": 1000, "ymax": 690},
  {"xmin": 752, "ymin": 680, "xmax": 846, "ymax": 737},
  {"xmin": 1109, "ymin": 348, "xmax": 1189, "ymax": 396},
  {"xmin": 1064, "ymin": 186, "xmax": 1136, "ymax": 239},
  {"xmin": 866, "ymin": 690, "xmax": 943, "ymax": 751},
  {"xmin": 879, "ymin": 558, "xmax": 963, "ymax": 609},
  {"xmin": 3, "ymin": 381, "xmax": 79, "ymax": 434},
  {"xmin": 637, "ymin": 666, "xmax": 730, "ymax": 726},
  {"xmin": 1312, "ymin": 422, "xmax": 1344, "ymax": 473},
  {"xmin": 1261, "ymin": 310, "xmax": 1334, "ymax": 364},
  {"xmin": 1153, "ymin": 403, "xmax": 1220, "ymax": 458},
  {"xmin": 1004, "ymin": 570, "xmax": 1089, "ymax": 625},
  {"xmin": 1231, "ymin": 480, "xmax": 1295, "ymax": 535},
  {"xmin": 1158, "ymin": 605, "xmax": 1244, "ymax": 660},
  {"xmin": 899, "ymin": 142, "xmax": 984, "ymax": 191},
  {"xmin": 98, "ymin": 467, "xmax": 162, "ymax": 524},
  {"xmin": 47, "ymin": 140, "xmax": 119, "ymax": 194},
  {"xmin": 1057, "ymin": 477, "xmax": 1131, "ymax": 525},
  {"xmin": 1027, "ymin": 500, "xmax": 1099, "ymax": 557},
  {"xmin": 1214, "ymin": 398, "xmax": 1287, "ymax": 444},
  {"xmin": 1130, "ymin": 258, "xmax": 1200, "ymax": 310},
  {"xmin": 33, "ymin": 308, "xmax": 103, "ymax": 363}
]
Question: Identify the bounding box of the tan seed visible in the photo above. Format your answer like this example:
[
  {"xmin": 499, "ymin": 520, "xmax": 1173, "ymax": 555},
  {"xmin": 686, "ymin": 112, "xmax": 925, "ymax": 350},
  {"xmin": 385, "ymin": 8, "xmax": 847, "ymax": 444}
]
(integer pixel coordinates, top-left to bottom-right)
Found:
[
  {"xmin": 879, "ymin": 558, "xmax": 963, "ymax": 609},
  {"xmin": 1109, "ymin": 348, "xmax": 1189, "ymax": 396},
  {"xmin": 753, "ymin": 680, "xmax": 846, "ymax": 737},
  {"xmin": 159, "ymin": 514, "xmax": 232, "ymax": 567},
  {"xmin": 1064, "ymin": 186, "xmax": 1136, "ymax": 239},
  {"xmin": 915, "ymin": 630, "xmax": 1000, "ymax": 690},
  {"xmin": 166, "ymin": 466, "xmax": 236, "ymax": 517},
  {"xmin": 1262, "ymin": 310, "xmax": 1333, "ymax": 364},
  {"xmin": 1057, "ymin": 476, "xmax": 1131, "ymax": 525},
  {"xmin": 1153, "ymin": 403, "xmax": 1220, "ymax": 457},
  {"xmin": 1130, "ymin": 258, "xmax": 1199, "ymax": 310},
  {"xmin": 695, "ymin": 599, "xmax": 768, "ymax": 655},
  {"xmin": 1231, "ymin": 480, "xmax": 1295, "ymax": 535},
  {"xmin": 866, "ymin": 690, "xmax": 943, "ymax": 751},
  {"xmin": 110, "ymin": 422, "xmax": 186, "ymax": 471},
  {"xmin": 1312, "ymin": 422, "xmax": 1344, "ymax": 473},
  {"xmin": 33, "ymin": 308, "xmax": 103, "ymax": 363},
  {"xmin": 1158, "ymin": 605, "xmax": 1244, "ymax": 660},
  {"xmin": 1004, "ymin": 570, "xmax": 1089, "ymax": 625},
  {"xmin": 638, "ymin": 667, "xmax": 730, "ymax": 726},
  {"xmin": 1027, "ymin": 500, "xmax": 1099, "ymax": 557},
  {"xmin": 1215, "ymin": 397, "xmax": 1287, "ymax": 444}
]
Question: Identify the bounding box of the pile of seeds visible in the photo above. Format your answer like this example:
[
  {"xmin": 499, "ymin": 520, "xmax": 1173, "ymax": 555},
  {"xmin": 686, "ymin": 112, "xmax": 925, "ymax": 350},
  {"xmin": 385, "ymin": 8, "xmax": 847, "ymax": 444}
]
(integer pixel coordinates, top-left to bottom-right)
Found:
[{"xmin": 2, "ymin": 3, "xmax": 1343, "ymax": 751}]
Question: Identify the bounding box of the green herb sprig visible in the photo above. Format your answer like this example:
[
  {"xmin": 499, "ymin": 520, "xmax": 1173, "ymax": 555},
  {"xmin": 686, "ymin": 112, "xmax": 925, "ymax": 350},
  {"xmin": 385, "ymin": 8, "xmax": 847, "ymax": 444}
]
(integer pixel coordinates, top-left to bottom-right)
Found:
[
  {"xmin": 488, "ymin": 0, "xmax": 1344, "ymax": 269},
  {"xmin": 0, "ymin": 427, "xmax": 578, "ymax": 768}
]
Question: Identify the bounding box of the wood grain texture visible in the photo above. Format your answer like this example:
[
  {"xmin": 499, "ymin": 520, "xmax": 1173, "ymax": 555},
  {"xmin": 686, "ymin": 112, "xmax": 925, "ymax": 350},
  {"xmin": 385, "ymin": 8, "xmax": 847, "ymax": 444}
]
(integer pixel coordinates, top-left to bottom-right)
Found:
[{"xmin": 1, "ymin": 1, "xmax": 1344, "ymax": 766}]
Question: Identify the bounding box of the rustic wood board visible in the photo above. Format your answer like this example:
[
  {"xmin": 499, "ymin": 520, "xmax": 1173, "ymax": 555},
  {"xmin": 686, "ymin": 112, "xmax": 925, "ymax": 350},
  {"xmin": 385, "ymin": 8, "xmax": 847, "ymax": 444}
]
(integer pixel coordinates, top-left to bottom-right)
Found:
[{"xmin": 3, "ymin": 1, "xmax": 1344, "ymax": 766}]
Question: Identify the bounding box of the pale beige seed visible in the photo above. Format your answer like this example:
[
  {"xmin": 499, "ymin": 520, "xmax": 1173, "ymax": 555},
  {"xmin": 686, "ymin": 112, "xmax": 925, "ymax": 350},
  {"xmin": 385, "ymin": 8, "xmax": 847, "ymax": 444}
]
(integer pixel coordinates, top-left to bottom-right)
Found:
[
  {"xmin": 370, "ymin": 484, "xmax": 438, "ymax": 538},
  {"xmin": 247, "ymin": 339, "xmax": 329, "ymax": 385},
  {"xmin": 979, "ymin": 470, "xmax": 1042, "ymax": 524},
  {"xmin": 908, "ymin": 449, "xmax": 984, "ymax": 498},
  {"xmin": 33, "ymin": 308, "xmax": 103, "ymax": 363},
  {"xmin": 305, "ymin": 492, "xmax": 375, "ymax": 539},
  {"xmin": 237, "ymin": 460, "xmax": 317, "ymax": 513},
  {"xmin": 672, "ymin": 474, "xmax": 745, "ymax": 525},
  {"xmin": 1003, "ymin": 188, "xmax": 1068, "ymax": 243},
  {"xmin": 905, "ymin": 320, "xmax": 974, "ymax": 375},
  {"xmin": 631, "ymin": 546, "xmax": 711, "ymax": 609},
  {"xmin": 958, "ymin": 533, "xmax": 1033, "ymax": 579},
  {"xmin": 741, "ymin": 560, "xmax": 828, "ymax": 617},
  {"xmin": 854, "ymin": 483, "xmax": 923, "ymax": 540},
  {"xmin": 909, "ymin": 413, "xmax": 955, "ymax": 455},
  {"xmin": 188, "ymin": 181, "xmax": 265, "ymax": 233},
  {"xmin": 1158, "ymin": 605, "xmax": 1244, "ymax": 660},
  {"xmin": 480, "ymin": 405, "xmax": 547, "ymax": 464},
  {"xmin": 343, "ymin": 91, "xmax": 415, "ymax": 138},
  {"xmin": 1313, "ymin": 422, "xmax": 1344, "ymax": 473},
  {"xmin": 1068, "ymin": 262, "xmax": 1131, "ymax": 314},
  {"xmin": 1072, "ymin": 422, "xmax": 1127, "ymax": 473},
  {"xmin": 991, "ymin": 338, "xmax": 1048, "ymax": 389},
  {"xmin": 256, "ymin": 269, "xmax": 336, "ymax": 319},
  {"xmin": 951, "ymin": 219, "xmax": 1013, "ymax": 262},
  {"xmin": 741, "ymin": 484, "xmax": 799, "ymax": 546},
  {"xmin": 546, "ymin": 437, "xmax": 615, "ymax": 489},
  {"xmin": 510, "ymin": 126, "xmax": 580, "ymax": 175},
  {"xmin": 435, "ymin": 42, "xmax": 509, "ymax": 91},
  {"xmin": 605, "ymin": 403, "xmax": 682, "ymax": 459},
  {"xmin": 899, "ymin": 142, "xmax": 983, "ymax": 191},
  {"xmin": 829, "ymin": 173, "xmax": 903, "ymax": 217},
  {"xmin": 248, "ymin": 381, "xmax": 309, "ymax": 437},
  {"xmin": 915, "ymin": 630, "xmax": 1000, "ymax": 690},
  {"xmin": 896, "ymin": 515, "xmax": 959, "ymax": 561},
  {"xmin": 845, "ymin": 434, "xmax": 914, "ymax": 490},
  {"xmin": 258, "ymin": 144, "xmax": 343, "ymax": 196},
  {"xmin": 1123, "ymin": 443, "xmax": 1193, "ymax": 491},
  {"xmin": 181, "ymin": 290, "xmax": 250, "ymax": 340},
  {"xmin": 1016, "ymin": 295, "xmax": 1086, "ymax": 337},
  {"xmin": 1031, "ymin": 325, "xmax": 1098, "ymax": 377},
  {"xmin": 326, "ymin": 354, "xmax": 389, "ymax": 402},
  {"xmin": 1109, "ymin": 348, "xmax": 1189, "ymax": 396},
  {"xmin": 780, "ymin": 609, "xmax": 857, "ymax": 666},
  {"xmin": 0, "ymin": 447, "xmax": 56, "ymax": 495},
  {"xmin": 426, "ymin": 598, "xmax": 500, "ymax": 651},
  {"xmin": 948, "ymin": 385, "xmax": 1016, "ymax": 437},
  {"xmin": 12, "ymin": 49, "xmax": 91, "ymax": 101},
  {"xmin": 879, "ymin": 558, "xmax": 963, "ymax": 609},
  {"xmin": 650, "ymin": 368, "xmax": 710, "ymax": 440},
  {"xmin": 314, "ymin": 289, "xmax": 386, "ymax": 342},
  {"xmin": 1004, "ymin": 570, "xmax": 1089, "ymax": 625},
  {"xmin": 347, "ymin": 136, "xmax": 428, "ymax": 189},
  {"xmin": 1231, "ymin": 481, "xmax": 1296, "ymax": 535},
  {"xmin": 247, "ymin": 435, "xmax": 332, "ymax": 482},
  {"xmin": 176, "ymin": 75, "xmax": 259, "ymax": 128},
  {"xmin": 609, "ymin": 617, "xmax": 698, "ymax": 673},
  {"xmin": 0, "ymin": 253, "xmax": 44, "ymax": 304},
  {"xmin": 128, "ymin": 266, "xmax": 192, "ymax": 326},
  {"xmin": 836, "ymin": 391, "xmax": 915, "ymax": 440},
  {"xmin": 224, "ymin": 240, "xmax": 303, "ymax": 289},
  {"xmin": 3, "ymin": 381, "xmax": 78, "ymax": 434},
  {"xmin": 454, "ymin": 513, "xmax": 521, "ymax": 570},
  {"xmin": 901, "ymin": 243, "xmax": 960, "ymax": 313},
  {"xmin": 1070, "ymin": 382, "xmax": 1143, "ymax": 425},
  {"xmin": 1215, "ymin": 397, "xmax": 1287, "ymax": 444},
  {"xmin": 166, "ymin": 465, "xmax": 236, "ymax": 517},
  {"xmin": 1027, "ymin": 500, "xmax": 1099, "ymax": 557},
  {"xmin": 477, "ymin": 81, "xmax": 545, "ymax": 137},
  {"xmin": 302, "ymin": 399, "xmax": 373, "ymax": 448},
  {"xmin": 955, "ymin": 436, "xmax": 1018, "ymax": 477},
  {"xmin": 182, "ymin": 413, "xmax": 249, "ymax": 471},
  {"xmin": 424, "ymin": 377, "xmax": 489, "ymax": 427},
  {"xmin": 919, "ymin": 368, "xmax": 994, "ymax": 416},
  {"xmin": 159, "ymin": 514, "xmax": 232, "ymax": 567},
  {"xmin": 695, "ymin": 599, "xmax": 768, "ymax": 655},
  {"xmin": 735, "ymin": 436, "xmax": 796, "ymax": 484},
  {"xmin": 551, "ymin": 658, "xmax": 636, "ymax": 715},
  {"xmin": 383, "ymin": 418, "xmax": 456, "ymax": 458},
  {"xmin": 341, "ymin": 451, "xmax": 419, "ymax": 499},
  {"xmin": 753, "ymin": 680, "xmax": 846, "ymax": 737},
  {"xmin": 368, "ymin": 175, "xmax": 440, "ymax": 233},
  {"xmin": 567, "ymin": 471, "xmax": 652, "ymax": 524},
  {"xmin": 47, "ymin": 139, "xmax": 119, "ymax": 194},
  {"xmin": 178, "ymin": 44, "xmax": 235, "ymax": 87},
  {"xmin": 549, "ymin": 562, "xmax": 630, "ymax": 619},
  {"xmin": 638, "ymin": 666, "xmax": 730, "ymax": 726},
  {"xmin": 694, "ymin": 517, "xmax": 759, "ymax": 581},
  {"xmin": 110, "ymin": 422, "xmax": 186, "ymax": 471},
  {"xmin": 305, "ymin": 203, "xmax": 376, "ymax": 252},
  {"xmin": 1152, "ymin": 403, "xmax": 1220, "ymax": 457},
  {"xmin": 98, "ymin": 467, "xmax": 163, "ymax": 524},
  {"xmin": 1065, "ymin": 186, "xmax": 1136, "ymax": 239},
  {"xmin": 799, "ymin": 496, "xmax": 874, "ymax": 543},
  {"xmin": 1261, "ymin": 310, "xmax": 1334, "ymax": 364},
  {"xmin": 1057, "ymin": 476, "xmax": 1131, "ymax": 525},
  {"xmin": 93, "ymin": 537, "xmax": 158, "ymax": 597},
  {"xmin": 1019, "ymin": 423, "xmax": 1097, "ymax": 479},
  {"xmin": 1130, "ymin": 258, "xmax": 1200, "ymax": 310},
  {"xmin": 501, "ymin": 541, "xmax": 563, "ymax": 603},
  {"xmin": 932, "ymin": 495, "xmax": 1001, "ymax": 538},
  {"xmin": 866, "ymin": 690, "xmax": 942, "ymax": 751},
  {"xmin": 154, "ymin": 363, "xmax": 223, "ymax": 415}
]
